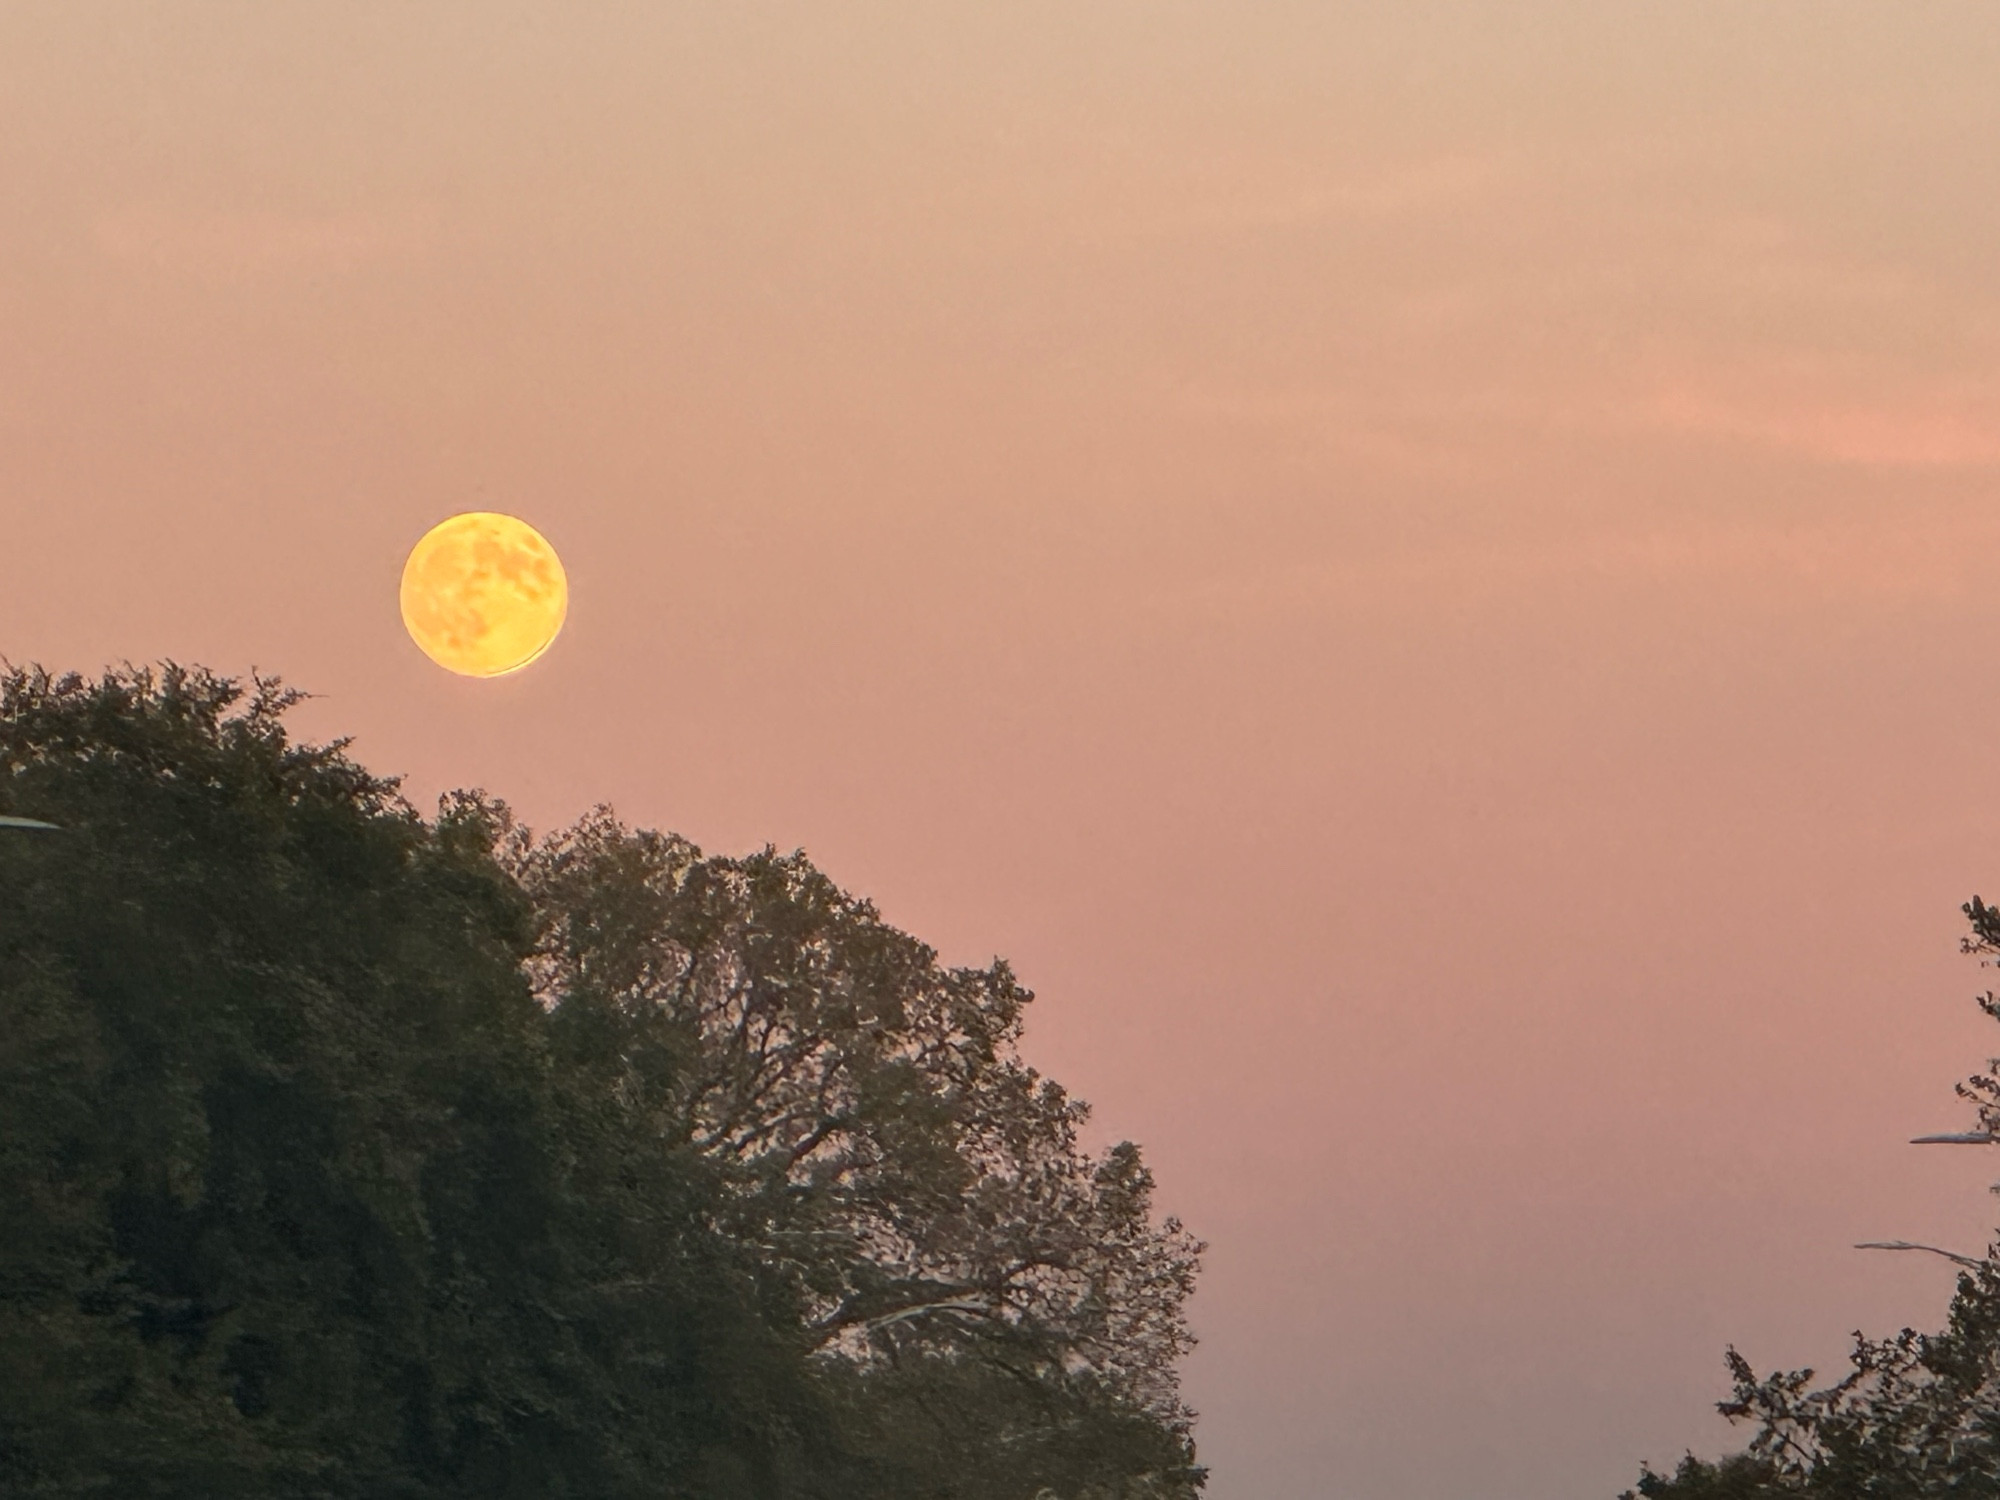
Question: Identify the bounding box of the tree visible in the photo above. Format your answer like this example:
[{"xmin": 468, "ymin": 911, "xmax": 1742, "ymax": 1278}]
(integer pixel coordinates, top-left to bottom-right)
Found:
[
  {"xmin": 0, "ymin": 663, "xmax": 1202, "ymax": 1499},
  {"xmin": 1624, "ymin": 897, "xmax": 2000, "ymax": 1499},
  {"xmin": 508, "ymin": 805, "xmax": 1206, "ymax": 1496}
]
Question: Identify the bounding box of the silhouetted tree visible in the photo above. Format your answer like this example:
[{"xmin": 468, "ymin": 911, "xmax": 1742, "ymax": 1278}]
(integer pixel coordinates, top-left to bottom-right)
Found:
[
  {"xmin": 505, "ymin": 804, "xmax": 1205, "ymax": 1495},
  {"xmin": 0, "ymin": 664, "xmax": 1202, "ymax": 1499},
  {"xmin": 1624, "ymin": 897, "xmax": 2000, "ymax": 1499}
]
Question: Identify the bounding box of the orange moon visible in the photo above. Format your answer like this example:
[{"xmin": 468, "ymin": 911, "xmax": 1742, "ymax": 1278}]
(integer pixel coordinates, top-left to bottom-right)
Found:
[{"xmin": 399, "ymin": 512, "xmax": 568, "ymax": 677}]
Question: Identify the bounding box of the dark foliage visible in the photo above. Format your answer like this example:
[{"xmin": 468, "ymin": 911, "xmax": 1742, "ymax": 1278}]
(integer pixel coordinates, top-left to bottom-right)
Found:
[
  {"xmin": 1624, "ymin": 1454, "xmax": 1791, "ymax": 1499},
  {"xmin": 0, "ymin": 665, "xmax": 1200, "ymax": 1499},
  {"xmin": 510, "ymin": 809, "xmax": 1205, "ymax": 1462}
]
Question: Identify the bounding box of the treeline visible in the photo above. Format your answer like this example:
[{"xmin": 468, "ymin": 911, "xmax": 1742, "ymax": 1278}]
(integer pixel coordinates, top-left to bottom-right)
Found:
[{"xmin": 0, "ymin": 665, "xmax": 1203, "ymax": 1500}]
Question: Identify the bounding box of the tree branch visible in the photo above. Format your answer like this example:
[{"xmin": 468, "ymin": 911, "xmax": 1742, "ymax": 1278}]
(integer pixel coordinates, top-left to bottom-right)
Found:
[{"xmin": 1854, "ymin": 1240, "xmax": 1987, "ymax": 1271}]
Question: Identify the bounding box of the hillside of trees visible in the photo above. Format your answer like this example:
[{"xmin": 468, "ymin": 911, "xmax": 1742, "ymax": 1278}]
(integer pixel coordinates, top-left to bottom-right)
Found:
[
  {"xmin": 0, "ymin": 664, "xmax": 1204, "ymax": 1499},
  {"xmin": 1625, "ymin": 902, "xmax": 2000, "ymax": 1498}
]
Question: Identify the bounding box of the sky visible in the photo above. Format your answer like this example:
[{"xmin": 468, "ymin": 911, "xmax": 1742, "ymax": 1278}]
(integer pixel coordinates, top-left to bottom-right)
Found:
[{"xmin": 8, "ymin": 4, "xmax": 2000, "ymax": 1496}]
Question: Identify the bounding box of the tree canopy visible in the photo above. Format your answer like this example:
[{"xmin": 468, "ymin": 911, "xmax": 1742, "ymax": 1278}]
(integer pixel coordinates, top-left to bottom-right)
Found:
[
  {"xmin": 0, "ymin": 664, "xmax": 1203, "ymax": 1500},
  {"xmin": 1625, "ymin": 899, "xmax": 2000, "ymax": 1499}
]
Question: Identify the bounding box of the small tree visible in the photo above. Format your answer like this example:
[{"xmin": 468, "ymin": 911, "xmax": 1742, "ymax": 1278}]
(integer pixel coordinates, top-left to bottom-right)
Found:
[{"xmin": 1625, "ymin": 898, "xmax": 2000, "ymax": 1498}]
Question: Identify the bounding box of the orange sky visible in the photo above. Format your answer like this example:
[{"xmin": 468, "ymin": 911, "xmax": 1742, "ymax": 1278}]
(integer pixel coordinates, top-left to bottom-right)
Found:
[{"xmin": 9, "ymin": 6, "xmax": 2000, "ymax": 1496}]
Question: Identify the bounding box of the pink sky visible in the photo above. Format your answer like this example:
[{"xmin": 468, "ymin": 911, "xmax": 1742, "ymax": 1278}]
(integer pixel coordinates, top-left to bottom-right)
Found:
[{"xmin": 9, "ymin": 6, "xmax": 2000, "ymax": 1495}]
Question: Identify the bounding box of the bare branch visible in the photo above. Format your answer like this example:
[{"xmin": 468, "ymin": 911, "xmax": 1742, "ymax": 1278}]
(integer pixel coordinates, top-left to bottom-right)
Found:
[{"xmin": 1854, "ymin": 1240, "xmax": 1987, "ymax": 1271}]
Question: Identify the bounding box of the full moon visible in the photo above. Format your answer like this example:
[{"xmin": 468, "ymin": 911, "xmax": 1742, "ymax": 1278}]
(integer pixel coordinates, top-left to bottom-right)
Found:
[{"xmin": 400, "ymin": 512, "xmax": 569, "ymax": 677}]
